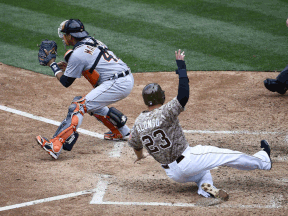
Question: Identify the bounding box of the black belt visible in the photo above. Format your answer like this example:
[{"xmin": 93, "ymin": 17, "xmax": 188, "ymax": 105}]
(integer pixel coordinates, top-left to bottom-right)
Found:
[
  {"xmin": 162, "ymin": 155, "xmax": 185, "ymax": 169},
  {"xmin": 109, "ymin": 70, "xmax": 130, "ymax": 80}
]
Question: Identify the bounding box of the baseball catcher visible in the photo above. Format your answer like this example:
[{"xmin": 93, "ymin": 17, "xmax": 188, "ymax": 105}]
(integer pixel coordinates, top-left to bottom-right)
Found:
[
  {"xmin": 36, "ymin": 19, "xmax": 134, "ymax": 159},
  {"xmin": 128, "ymin": 49, "xmax": 272, "ymax": 200}
]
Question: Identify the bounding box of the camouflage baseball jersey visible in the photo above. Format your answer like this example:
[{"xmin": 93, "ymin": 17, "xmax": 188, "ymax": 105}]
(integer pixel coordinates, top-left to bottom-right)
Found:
[{"xmin": 128, "ymin": 97, "xmax": 189, "ymax": 164}]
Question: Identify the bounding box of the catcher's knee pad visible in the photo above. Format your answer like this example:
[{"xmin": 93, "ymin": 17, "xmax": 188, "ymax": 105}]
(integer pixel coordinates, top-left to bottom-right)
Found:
[
  {"xmin": 107, "ymin": 107, "xmax": 127, "ymax": 128},
  {"xmin": 92, "ymin": 107, "xmax": 127, "ymax": 135},
  {"xmin": 52, "ymin": 96, "xmax": 86, "ymax": 150},
  {"xmin": 71, "ymin": 96, "xmax": 87, "ymax": 114}
]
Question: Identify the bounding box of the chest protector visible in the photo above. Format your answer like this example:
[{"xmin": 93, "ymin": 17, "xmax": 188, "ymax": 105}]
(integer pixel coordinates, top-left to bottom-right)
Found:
[
  {"xmin": 64, "ymin": 37, "xmax": 105, "ymax": 88},
  {"xmin": 82, "ymin": 68, "xmax": 100, "ymax": 88}
]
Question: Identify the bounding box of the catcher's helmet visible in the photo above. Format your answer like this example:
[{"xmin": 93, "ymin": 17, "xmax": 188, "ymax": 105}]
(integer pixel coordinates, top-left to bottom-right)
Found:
[
  {"xmin": 58, "ymin": 19, "xmax": 89, "ymax": 39},
  {"xmin": 142, "ymin": 83, "xmax": 165, "ymax": 106}
]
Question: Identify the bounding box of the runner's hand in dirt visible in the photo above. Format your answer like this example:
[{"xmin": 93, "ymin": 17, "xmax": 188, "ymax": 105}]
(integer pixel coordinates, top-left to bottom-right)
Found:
[{"xmin": 134, "ymin": 152, "xmax": 150, "ymax": 163}]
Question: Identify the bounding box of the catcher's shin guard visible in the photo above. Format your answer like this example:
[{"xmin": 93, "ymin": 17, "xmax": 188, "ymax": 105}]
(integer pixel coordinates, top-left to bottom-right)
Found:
[
  {"xmin": 36, "ymin": 96, "xmax": 86, "ymax": 159},
  {"xmin": 36, "ymin": 114, "xmax": 79, "ymax": 159},
  {"xmin": 92, "ymin": 107, "xmax": 128, "ymax": 140},
  {"xmin": 53, "ymin": 96, "xmax": 86, "ymax": 148}
]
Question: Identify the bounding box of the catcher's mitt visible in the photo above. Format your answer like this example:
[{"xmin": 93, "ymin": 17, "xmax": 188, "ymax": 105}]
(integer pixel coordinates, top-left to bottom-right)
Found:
[{"xmin": 38, "ymin": 39, "xmax": 57, "ymax": 66}]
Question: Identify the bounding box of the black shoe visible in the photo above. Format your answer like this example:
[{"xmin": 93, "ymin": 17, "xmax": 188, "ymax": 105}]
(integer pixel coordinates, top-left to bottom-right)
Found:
[
  {"xmin": 277, "ymin": 87, "xmax": 287, "ymax": 95},
  {"xmin": 261, "ymin": 140, "xmax": 270, "ymax": 157},
  {"xmin": 264, "ymin": 79, "xmax": 287, "ymax": 94},
  {"xmin": 261, "ymin": 140, "xmax": 272, "ymax": 169}
]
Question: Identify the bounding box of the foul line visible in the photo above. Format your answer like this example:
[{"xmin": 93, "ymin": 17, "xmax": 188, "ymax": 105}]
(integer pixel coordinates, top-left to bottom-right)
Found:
[
  {"xmin": 0, "ymin": 105, "xmax": 103, "ymax": 139},
  {"xmin": 93, "ymin": 201, "xmax": 282, "ymax": 209},
  {"xmin": 0, "ymin": 189, "xmax": 97, "ymax": 212},
  {"xmin": 0, "ymin": 105, "xmax": 126, "ymax": 158},
  {"xmin": 0, "ymin": 105, "xmax": 279, "ymax": 136},
  {"xmin": 183, "ymin": 130, "xmax": 278, "ymax": 135}
]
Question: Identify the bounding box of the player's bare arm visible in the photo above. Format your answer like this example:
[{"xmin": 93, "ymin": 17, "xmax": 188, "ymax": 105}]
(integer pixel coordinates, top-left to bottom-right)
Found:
[{"xmin": 133, "ymin": 148, "xmax": 149, "ymax": 163}]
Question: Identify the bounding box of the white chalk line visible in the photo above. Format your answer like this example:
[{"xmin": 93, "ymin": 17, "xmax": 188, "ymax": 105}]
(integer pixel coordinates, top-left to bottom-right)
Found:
[
  {"xmin": 93, "ymin": 201, "xmax": 282, "ymax": 209},
  {"xmin": 0, "ymin": 105, "xmax": 279, "ymax": 136},
  {"xmin": 0, "ymin": 105, "xmax": 103, "ymax": 139},
  {"xmin": 0, "ymin": 105, "xmax": 285, "ymax": 211},
  {"xmin": 0, "ymin": 175, "xmax": 109, "ymax": 212},
  {"xmin": 109, "ymin": 142, "xmax": 125, "ymax": 158},
  {"xmin": 1, "ymin": 104, "xmax": 277, "ymax": 159},
  {"xmin": 0, "ymin": 105, "xmax": 123, "ymax": 158},
  {"xmin": 90, "ymin": 176, "xmax": 283, "ymax": 209},
  {"xmin": 90, "ymin": 175, "xmax": 110, "ymax": 204},
  {"xmin": 0, "ymin": 175, "xmax": 284, "ymax": 212},
  {"xmin": 183, "ymin": 130, "xmax": 278, "ymax": 135},
  {"xmin": 0, "ymin": 189, "xmax": 97, "ymax": 212}
]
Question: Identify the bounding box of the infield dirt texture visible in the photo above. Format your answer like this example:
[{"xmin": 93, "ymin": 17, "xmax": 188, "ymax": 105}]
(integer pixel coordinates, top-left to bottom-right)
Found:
[
  {"xmin": 1, "ymin": 1, "xmax": 288, "ymax": 214},
  {"xmin": 0, "ymin": 63, "xmax": 287, "ymax": 215}
]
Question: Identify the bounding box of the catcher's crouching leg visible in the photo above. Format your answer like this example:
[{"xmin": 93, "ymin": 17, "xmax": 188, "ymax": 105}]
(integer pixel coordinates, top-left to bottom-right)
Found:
[
  {"xmin": 36, "ymin": 96, "xmax": 86, "ymax": 159},
  {"xmin": 91, "ymin": 107, "xmax": 129, "ymax": 141}
]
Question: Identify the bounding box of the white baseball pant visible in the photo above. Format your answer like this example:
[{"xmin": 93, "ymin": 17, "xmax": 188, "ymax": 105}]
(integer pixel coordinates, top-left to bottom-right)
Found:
[{"xmin": 162, "ymin": 145, "xmax": 271, "ymax": 197}]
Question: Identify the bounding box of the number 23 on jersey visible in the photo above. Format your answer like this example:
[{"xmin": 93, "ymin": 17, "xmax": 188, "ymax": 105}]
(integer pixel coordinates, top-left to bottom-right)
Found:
[{"xmin": 141, "ymin": 129, "xmax": 172, "ymax": 153}]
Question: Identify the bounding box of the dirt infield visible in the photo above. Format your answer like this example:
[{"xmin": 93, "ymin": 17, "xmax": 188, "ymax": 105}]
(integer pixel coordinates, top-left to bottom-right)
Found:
[{"xmin": 0, "ymin": 63, "xmax": 287, "ymax": 215}]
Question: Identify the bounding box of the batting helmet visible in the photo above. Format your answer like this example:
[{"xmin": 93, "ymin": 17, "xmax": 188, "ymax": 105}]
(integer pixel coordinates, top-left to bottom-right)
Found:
[
  {"xmin": 58, "ymin": 19, "xmax": 89, "ymax": 39},
  {"xmin": 142, "ymin": 83, "xmax": 165, "ymax": 106}
]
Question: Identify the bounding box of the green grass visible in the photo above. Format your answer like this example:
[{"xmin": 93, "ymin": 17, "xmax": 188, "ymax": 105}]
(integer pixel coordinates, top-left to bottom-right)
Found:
[{"xmin": 1, "ymin": 0, "xmax": 288, "ymax": 75}]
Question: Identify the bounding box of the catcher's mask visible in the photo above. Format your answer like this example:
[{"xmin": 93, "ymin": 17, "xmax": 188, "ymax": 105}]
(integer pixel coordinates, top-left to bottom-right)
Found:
[
  {"xmin": 58, "ymin": 19, "xmax": 89, "ymax": 39},
  {"xmin": 142, "ymin": 83, "xmax": 165, "ymax": 106}
]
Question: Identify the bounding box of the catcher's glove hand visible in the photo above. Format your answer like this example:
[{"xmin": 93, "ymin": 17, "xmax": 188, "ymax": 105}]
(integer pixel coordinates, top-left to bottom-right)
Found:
[{"xmin": 38, "ymin": 39, "xmax": 57, "ymax": 66}]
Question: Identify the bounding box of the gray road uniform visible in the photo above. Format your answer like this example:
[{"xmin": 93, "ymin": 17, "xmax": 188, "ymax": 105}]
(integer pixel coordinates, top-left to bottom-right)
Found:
[
  {"xmin": 65, "ymin": 37, "xmax": 134, "ymax": 136},
  {"xmin": 129, "ymin": 60, "xmax": 271, "ymax": 198},
  {"xmin": 36, "ymin": 19, "xmax": 134, "ymax": 160}
]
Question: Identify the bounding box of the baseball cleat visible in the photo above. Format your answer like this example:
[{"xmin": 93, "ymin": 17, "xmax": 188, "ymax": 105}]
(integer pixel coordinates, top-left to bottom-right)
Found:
[
  {"xmin": 36, "ymin": 135, "xmax": 62, "ymax": 159},
  {"xmin": 261, "ymin": 139, "xmax": 272, "ymax": 168},
  {"xmin": 104, "ymin": 131, "xmax": 130, "ymax": 141},
  {"xmin": 201, "ymin": 183, "xmax": 229, "ymax": 201}
]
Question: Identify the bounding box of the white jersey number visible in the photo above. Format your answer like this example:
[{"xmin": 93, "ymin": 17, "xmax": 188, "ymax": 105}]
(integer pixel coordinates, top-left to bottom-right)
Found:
[{"xmin": 141, "ymin": 129, "xmax": 172, "ymax": 153}]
